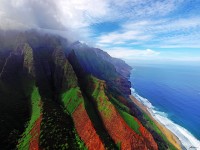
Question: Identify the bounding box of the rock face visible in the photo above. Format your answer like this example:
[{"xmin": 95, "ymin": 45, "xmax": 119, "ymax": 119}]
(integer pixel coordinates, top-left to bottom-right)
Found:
[
  {"xmin": 93, "ymin": 48, "xmax": 132, "ymax": 78},
  {"xmin": 0, "ymin": 31, "xmax": 176, "ymax": 150},
  {"xmin": 67, "ymin": 41, "xmax": 132, "ymax": 97}
]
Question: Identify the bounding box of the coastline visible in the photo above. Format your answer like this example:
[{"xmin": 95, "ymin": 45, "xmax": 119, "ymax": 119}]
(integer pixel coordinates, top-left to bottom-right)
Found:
[{"xmin": 130, "ymin": 95, "xmax": 182, "ymax": 150}]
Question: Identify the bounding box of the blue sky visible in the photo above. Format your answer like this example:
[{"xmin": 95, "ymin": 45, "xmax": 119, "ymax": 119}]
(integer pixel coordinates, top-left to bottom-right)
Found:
[
  {"xmin": 87, "ymin": 0, "xmax": 200, "ymax": 62},
  {"xmin": 1, "ymin": 0, "xmax": 200, "ymax": 62}
]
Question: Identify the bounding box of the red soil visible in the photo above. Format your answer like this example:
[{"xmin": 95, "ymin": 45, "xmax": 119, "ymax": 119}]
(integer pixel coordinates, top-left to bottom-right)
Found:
[
  {"xmin": 29, "ymin": 115, "xmax": 42, "ymax": 150},
  {"xmin": 135, "ymin": 117, "xmax": 158, "ymax": 150},
  {"xmin": 96, "ymin": 81, "xmax": 158, "ymax": 150},
  {"xmin": 72, "ymin": 103, "xmax": 105, "ymax": 150},
  {"xmin": 117, "ymin": 95, "xmax": 128, "ymax": 105}
]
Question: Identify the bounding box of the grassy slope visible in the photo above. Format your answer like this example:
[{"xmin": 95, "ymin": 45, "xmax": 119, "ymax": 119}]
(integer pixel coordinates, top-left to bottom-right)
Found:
[
  {"xmin": 91, "ymin": 76, "xmax": 141, "ymax": 136},
  {"xmin": 61, "ymin": 87, "xmax": 83, "ymax": 115},
  {"xmin": 111, "ymin": 95, "xmax": 177, "ymax": 149},
  {"xmin": 143, "ymin": 114, "xmax": 177, "ymax": 150},
  {"xmin": 91, "ymin": 76, "xmax": 177, "ymax": 150},
  {"xmin": 61, "ymin": 87, "xmax": 87, "ymax": 149},
  {"xmin": 118, "ymin": 110, "xmax": 140, "ymax": 135},
  {"xmin": 89, "ymin": 76, "xmax": 144, "ymax": 149},
  {"xmin": 109, "ymin": 97, "xmax": 140, "ymax": 134},
  {"xmin": 83, "ymin": 76, "xmax": 117, "ymax": 149},
  {"xmin": 40, "ymin": 103, "xmax": 87, "ymax": 150},
  {"xmin": 18, "ymin": 86, "xmax": 41, "ymax": 149},
  {"xmin": 91, "ymin": 76, "xmax": 112, "ymax": 118},
  {"xmin": 17, "ymin": 86, "xmax": 87, "ymax": 150}
]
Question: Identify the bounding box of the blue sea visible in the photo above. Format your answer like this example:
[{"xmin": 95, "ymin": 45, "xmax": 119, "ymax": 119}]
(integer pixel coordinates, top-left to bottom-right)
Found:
[{"xmin": 129, "ymin": 62, "xmax": 200, "ymax": 149}]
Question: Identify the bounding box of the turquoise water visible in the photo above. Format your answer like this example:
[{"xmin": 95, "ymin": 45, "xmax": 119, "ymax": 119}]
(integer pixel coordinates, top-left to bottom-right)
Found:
[{"xmin": 129, "ymin": 63, "xmax": 200, "ymax": 149}]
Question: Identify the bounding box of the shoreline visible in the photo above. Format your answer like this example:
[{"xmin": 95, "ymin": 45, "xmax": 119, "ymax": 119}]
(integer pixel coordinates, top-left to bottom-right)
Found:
[{"xmin": 130, "ymin": 95, "xmax": 182, "ymax": 150}]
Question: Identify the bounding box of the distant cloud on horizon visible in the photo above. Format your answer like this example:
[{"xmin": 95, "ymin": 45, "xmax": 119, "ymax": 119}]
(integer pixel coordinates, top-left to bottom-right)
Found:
[{"xmin": 107, "ymin": 48, "xmax": 160, "ymax": 59}]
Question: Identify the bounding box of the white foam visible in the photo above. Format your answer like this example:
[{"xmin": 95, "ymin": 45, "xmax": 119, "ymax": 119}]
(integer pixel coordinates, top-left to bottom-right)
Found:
[{"xmin": 131, "ymin": 88, "xmax": 200, "ymax": 150}]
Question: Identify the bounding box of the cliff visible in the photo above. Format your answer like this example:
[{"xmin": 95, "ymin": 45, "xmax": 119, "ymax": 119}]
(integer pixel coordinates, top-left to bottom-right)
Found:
[
  {"xmin": 0, "ymin": 31, "xmax": 177, "ymax": 150},
  {"xmin": 67, "ymin": 41, "xmax": 132, "ymax": 97}
]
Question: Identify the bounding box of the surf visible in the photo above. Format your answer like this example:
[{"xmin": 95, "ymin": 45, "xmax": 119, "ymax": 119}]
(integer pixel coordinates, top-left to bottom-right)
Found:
[{"xmin": 131, "ymin": 88, "xmax": 200, "ymax": 150}]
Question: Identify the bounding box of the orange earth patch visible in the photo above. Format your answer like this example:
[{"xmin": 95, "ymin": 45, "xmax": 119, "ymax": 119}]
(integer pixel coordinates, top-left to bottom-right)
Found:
[
  {"xmin": 135, "ymin": 117, "xmax": 158, "ymax": 150},
  {"xmin": 72, "ymin": 103, "xmax": 105, "ymax": 150},
  {"xmin": 95, "ymin": 81, "xmax": 158, "ymax": 150},
  {"xmin": 29, "ymin": 115, "xmax": 42, "ymax": 150}
]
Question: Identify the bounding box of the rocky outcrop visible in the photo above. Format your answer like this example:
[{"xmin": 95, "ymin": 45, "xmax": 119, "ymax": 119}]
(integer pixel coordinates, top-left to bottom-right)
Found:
[
  {"xmin": 23, "ymin": 43, "xmax": 35, "ymax": 75},
  {"xmin": 67, "ymin": 41, "xmax": 132, "ymax": 97},
  {"xmin": 0, "ymin": 52, "xmax": 23, "ymax": 82},
  {"xmin": 93, "ymin": 48, "xmax": 132, "ymax": 78},
  {"xmin": 0, "ymin": 42, "xmax": 34, "ymax": 150},
  {"xmin": 52, "ymin": 47, "xmax": 78, "ymax": 91}
]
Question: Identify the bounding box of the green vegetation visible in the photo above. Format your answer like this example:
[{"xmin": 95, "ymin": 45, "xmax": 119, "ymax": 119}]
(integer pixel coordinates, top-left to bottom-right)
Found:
[
  {"xmin": 63, "ymin": 60, "xmax": 78, "ymax": 88},
  {"xmin": 0, "ymin": 32, "xmax": 179, "ymax": 149},
  {"xmin": 39, "ymin": 99, "xmax": 87, "ymax": 150},
  {"xmin": 143, "ymin": 114, "xmax": 161, "ymax": 134},
  {"xmin": 53, "ymin": 48, "xmax": 78, "ymax": 89},
  {"xmin": 116, "ymin": 142, "xmax": 121, "ymax": 149},
  {"xmin": 74, "ymin": 48, "xmax": 118, "ymax": 81},
  {"xmin": 143, "ymin": 114, "xmax": 177, "ymax": 150},
  {"xmin": 83, "ymin": 76, "xmax": 117, "ymax": 149},
  {"xmin": 109, "ymin": 96, "xmax": 140, "ymax": 135},
  {"xmin": 118, "ymin": 110, "xmax": 140, "ymax": 135},
  {"xmin": 110, "ymin": 97, "xmax": 130, "ymax": 113},
  {"xmin": 18, "ymin": 86, "xmax": 41, "ymax": 149},
  {"xmin": 60, "ymin": 87, "xmax": 87, "ymax": 149},
  {"xmin": 90, "ymin": 76, "xmax": 112, "ymax": 118},
  {"xmin": 74, "ymin": 130, "xmax": 88, "ymax": 150},
  {"xmin": 89, "ymin": 76, "xmax": 177, "ymax": 149},
  {"xmin": 84, "ymin": 95, "xmax": 117, "ymax": 150},
  {"xmin": 29, "ymin": 87, "xmax": 41, "ymax": 125},
  {"xmin": 89, "ymin": 76, "xmax": 141, "ymax": 147},
  {"xmin": 61, "ymin": 87, "xmax": 83, "ymax": 114}
]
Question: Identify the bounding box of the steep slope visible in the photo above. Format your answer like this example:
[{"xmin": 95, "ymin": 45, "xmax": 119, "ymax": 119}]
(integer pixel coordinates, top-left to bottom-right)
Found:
[
  {"xmin": 85, "ymin": 76, "xmax": 158, "ymax": 150},
  {"xmin": 0, "ymin": 31, "xmax": 178, "ymax": 150},
  {"xmin": 18, "ymin": 86, "xmax": 42, "ymax": 149},
  {"xmin": 53, "ymin": 47, "xmax": 105, "ymax": 149},
  {"xmin": 17, "ymin": 42, "xmax": 105, "ymax": 150},
  {"xmin": 17, "ymin": 43, "xmax": 87, "ymax": 150},
  {"xmin": 62, "ymin": 87, "xmax": 105, "ymax": 150},
  {"xmin": 0, "ymin": 43, "xmax": 34, "ymax": 149},
  {"xmin": 67, "ymin": 41, "xmax": 178, "ymax": 150},
  {"xmin": 93, "ymin": 47, "xmax": 132, "ymax": 78},
  {"xmin": 67, "ymin": 41, "xmax": 131, "ymax": 97}
]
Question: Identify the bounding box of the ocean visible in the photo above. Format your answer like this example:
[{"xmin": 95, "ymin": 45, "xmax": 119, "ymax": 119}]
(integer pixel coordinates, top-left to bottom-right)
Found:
[{"xmin": 129, "ymin": 62, "xmax": 200, "ymax": 149}]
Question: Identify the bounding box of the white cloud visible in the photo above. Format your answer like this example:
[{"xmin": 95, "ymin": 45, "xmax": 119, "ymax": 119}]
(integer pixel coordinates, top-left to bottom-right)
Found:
[
  {"xmin": 1, "ymin": 0, "xmax": 199, "ymax": 49},
  {"xmin": 0, "ymin": 0, "xmax": 183, "ymax": 40},
  {"xmin": 107, "ymin": 0, "xmax": 182, "ymax": 19},
  {"xmin": 106, "ymin": 47, "xmax": 160, "ymax": 59},
  {"xmin": 97, "ymin": 16, "xmax": 200, "ymax": 49},
  {"xmin": 106, "ymin": 47, "xmax": 200, "ymax": 62},
  {"xmin": 97, "ymin": 30, "xmax": 152, "ymax": 44},
  {"xmin": 0, "ymin": 0, "xmax": 110, "ymax": 40}
]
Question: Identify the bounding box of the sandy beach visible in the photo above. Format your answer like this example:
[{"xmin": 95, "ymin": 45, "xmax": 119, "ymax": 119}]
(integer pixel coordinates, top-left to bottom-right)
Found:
[{"xmin": 130, "ymin": 95, "xmax": 182, "ymax": 150}]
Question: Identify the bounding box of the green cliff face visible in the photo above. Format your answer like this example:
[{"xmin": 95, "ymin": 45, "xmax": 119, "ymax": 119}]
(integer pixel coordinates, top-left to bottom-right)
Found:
[{"xmin": 0, "ymin": 31, "xmax": 178, "ymax": 150}]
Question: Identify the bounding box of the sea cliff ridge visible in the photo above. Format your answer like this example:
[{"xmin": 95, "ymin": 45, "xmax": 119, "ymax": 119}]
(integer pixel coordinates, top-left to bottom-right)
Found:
[{"xmin": 0, "ymin": 30, "xmax": 179, "ymax": 150}]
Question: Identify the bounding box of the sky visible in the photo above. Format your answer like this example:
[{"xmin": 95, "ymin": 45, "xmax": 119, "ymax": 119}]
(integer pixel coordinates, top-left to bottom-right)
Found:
[{"xmin": 0, "ymin": 0, "xmax": 200, "ymax": 63}]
